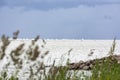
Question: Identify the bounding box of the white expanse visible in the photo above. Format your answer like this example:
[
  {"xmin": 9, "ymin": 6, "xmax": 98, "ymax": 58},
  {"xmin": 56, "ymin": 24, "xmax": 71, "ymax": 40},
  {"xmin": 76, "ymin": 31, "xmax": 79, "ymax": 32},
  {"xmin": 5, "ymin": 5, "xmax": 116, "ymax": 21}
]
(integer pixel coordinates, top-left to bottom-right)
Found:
[
  {"xmin": 0, "ymin": 39, "xmax": 120, "ymax": 79},
  {"xmin": 44, "ymin": 39, "xmax": 120, "ymax": 65}
]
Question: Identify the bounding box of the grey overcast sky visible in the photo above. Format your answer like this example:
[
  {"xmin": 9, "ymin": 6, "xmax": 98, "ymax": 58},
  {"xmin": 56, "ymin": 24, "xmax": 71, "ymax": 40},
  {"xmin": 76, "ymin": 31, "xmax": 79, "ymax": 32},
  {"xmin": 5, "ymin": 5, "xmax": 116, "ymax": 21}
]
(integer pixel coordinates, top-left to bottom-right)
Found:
[{"xmin": 0, "ymin": 0, "xmax": 120, "ymax": 39}]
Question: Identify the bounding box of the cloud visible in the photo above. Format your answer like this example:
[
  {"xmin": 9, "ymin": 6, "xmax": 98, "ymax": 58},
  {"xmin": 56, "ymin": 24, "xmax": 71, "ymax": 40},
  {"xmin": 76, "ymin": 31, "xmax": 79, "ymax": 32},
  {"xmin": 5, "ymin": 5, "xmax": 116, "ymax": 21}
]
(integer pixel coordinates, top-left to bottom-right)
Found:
[
  {"xmin": 0, "ymin": 4, "xmax": 120, "ymax": 39},
  {"xmin": 0, "ymin": 0, "xmax": 120, "ymax": 10},
  {"xmin": 0, "ymin": 0, "xmax": 5, "ymax": 7}
]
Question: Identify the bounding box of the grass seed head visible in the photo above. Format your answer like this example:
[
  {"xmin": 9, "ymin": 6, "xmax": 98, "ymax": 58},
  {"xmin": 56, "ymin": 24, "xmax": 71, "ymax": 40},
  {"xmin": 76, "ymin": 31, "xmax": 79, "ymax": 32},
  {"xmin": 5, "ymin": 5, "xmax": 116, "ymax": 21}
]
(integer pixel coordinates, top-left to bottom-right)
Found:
[{"xmin": 13, "ymin": 30, "xmax": 20, "ymax": 39}]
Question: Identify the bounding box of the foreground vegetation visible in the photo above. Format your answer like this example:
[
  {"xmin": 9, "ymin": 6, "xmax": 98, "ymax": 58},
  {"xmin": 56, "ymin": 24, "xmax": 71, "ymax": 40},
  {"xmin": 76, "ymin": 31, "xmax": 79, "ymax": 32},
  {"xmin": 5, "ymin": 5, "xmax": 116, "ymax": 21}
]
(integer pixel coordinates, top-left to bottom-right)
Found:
[{"xmin": 0, "ymin": 31, "xmax": 120, "ymax": 80}]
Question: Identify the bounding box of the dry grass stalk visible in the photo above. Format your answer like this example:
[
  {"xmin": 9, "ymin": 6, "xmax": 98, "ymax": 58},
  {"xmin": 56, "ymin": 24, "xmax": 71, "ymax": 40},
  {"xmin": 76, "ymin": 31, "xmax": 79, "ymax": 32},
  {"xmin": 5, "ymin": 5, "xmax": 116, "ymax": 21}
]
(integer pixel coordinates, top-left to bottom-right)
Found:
[
  {"xmin": 0, "ymin": 34, "xmax": 10, "ymax": 60},
  {"xmin": 26, "ymin": 35, "xmax": 41, "ymax": 61},
  {"xmin": 109, "ymin": 38, "xmax": 116, "ymax": 56},
  {"xmin": 13, "ymin": 30, "xmax": 20, "ymax": 39},
  {"xmin": 30, "ymin": 46, "xmax": 40, "ymax": 61},
  {"xmin": 32, "ymin": 35, "xmax": 39, "ymax": 45},
  {"xmin": 41, "ymin": 51, "xmax": 49, "ymax": 59},
  {"xmin": 10, "ymin": 43, "xmax": 24, "ymax": 66},
  {"xmin": 11, "ymin": 43, "xmax": 24, "ymax": 56}
]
